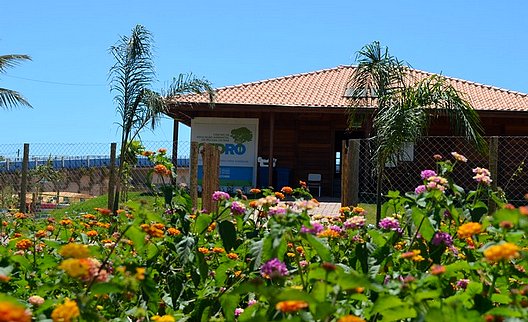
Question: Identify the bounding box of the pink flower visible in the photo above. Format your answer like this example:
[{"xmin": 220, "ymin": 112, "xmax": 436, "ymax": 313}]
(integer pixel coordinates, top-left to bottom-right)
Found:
[
  {"xmin": 234, "ymin": 308, "xmax": 244, "ymax": 317},
  {"xmin": 28, "ymin": 295, "xmax": 45, "ymax": 306}
]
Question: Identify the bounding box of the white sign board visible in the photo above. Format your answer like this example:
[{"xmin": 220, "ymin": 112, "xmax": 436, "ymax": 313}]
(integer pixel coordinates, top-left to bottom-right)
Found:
[{"xmin": 191, "ymin": 117, "xmax": 259, "ymax": 188}]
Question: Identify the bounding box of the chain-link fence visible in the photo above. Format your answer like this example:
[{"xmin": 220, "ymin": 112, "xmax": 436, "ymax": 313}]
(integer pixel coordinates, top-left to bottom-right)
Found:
[
  {"xmin": 357, "ymin": 136, "xmax": 528, "ymax": 205},
  {"xmin": 0, "ymin": 141, "xmax": 191, "ymax": 211}
]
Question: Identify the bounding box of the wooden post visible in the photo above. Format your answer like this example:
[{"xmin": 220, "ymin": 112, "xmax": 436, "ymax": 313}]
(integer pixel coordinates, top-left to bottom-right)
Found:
[
  {"xmin": 268, "ymin": 112, "xmax": 275, "ymax": 188},
  {"xmin": 172, "ymin": 120, "xmax": 179, "ymax": 168},
  {"xmin": 190, "ymin": 142, "xmax": 199, "ymax": 209},
  {"xmin": 107, "ymin": 143, "xmax": 117, "ymax": 210},
  {"xmin": 201, "ymin": 144, "xmax": 215, "ymax": 213},
  {"xmin": 341, "ymin": 140, "xmax": 350, "ymax": 206},
  {"xmin": 349, "ymin": 139, "xmax": 360, "ymax": 206},
  {"xmin": 19, "ymin": 143, "xmax": 29, "ymax": 213},
  {"xmin": 342, "ymin": 139, "xmax": 360, "ymax": 206},
  {"xmin": 488, "ymin": 136, "xmax": 499, "ymax": 213}
]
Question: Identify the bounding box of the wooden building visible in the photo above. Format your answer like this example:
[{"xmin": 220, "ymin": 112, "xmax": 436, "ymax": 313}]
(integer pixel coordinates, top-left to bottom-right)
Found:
[{"xmin": 165, "ymin": 65, "xmax": 528, "ymax": 197}]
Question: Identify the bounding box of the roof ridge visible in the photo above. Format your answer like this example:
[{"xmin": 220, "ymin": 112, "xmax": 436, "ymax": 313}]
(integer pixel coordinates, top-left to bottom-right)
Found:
[
  {"xmin": 215, "ymin": 65, "xmax": 354, "ymax": 92},
  {"xmin": 408, "ymin": 67, "xmax": 528, "ymax": 97}
]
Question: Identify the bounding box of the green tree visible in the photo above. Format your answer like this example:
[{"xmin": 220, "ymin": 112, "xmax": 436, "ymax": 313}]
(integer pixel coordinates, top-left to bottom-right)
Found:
[
  {"xmin": 109, "ymin": 24, "xmax": 214, "ymax": 211},
  {"xmin": 0, "ymin": 54, "xmax": 32, "ymax": 109},
  {"xmin": 347, "ymin": 41, "xmax": 486, "ymax": 223}
]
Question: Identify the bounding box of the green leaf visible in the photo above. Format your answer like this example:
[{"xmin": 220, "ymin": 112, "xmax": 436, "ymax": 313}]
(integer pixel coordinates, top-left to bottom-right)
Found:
[
  {"xmin": 91, "ymin": 282, "xmax": 124, "ymax": 295},
  {"xmin": 493, "ymin": 208, "xmax": 519, "ymax": 226},
  {"xmin": 368, "ymin": 229, "xmax": 387, "ymax": 248},
  {"xmin": 371, "ymin": 295, "xmax": 417, "ymax": 322},
  {"xmin": 380, "ymin": 307, "xmax": 417, "ymax": 322},
  {"xmin": 411, "ymin": 206, "xmax": 435, "ymax": 241},
  {"xmin": 414, "ymin": 290, "xmax": 441, "ymax": 302},
  {"xmin": 490, "ymin": 293, "xmax": 512, "ymax": 304},
  {"xmin": 220, "ymin": 293, "xmax": 240, "ymax": 322},
  {"xmin": 195, "ymin": 213, "xmax": 213, "ymax": 234},
  {"xmin": 303, "ymin": 234, "xmax": 332, "ymax": 262},
  {"xmin": 196, "ymin": 251, "xmax": 208, "ymax": 285},
  {"xmin": 486, "ymin": 307, "xmax": 522, "ymax": 317},
  {"xmin": 125, "ymin": 225, "xmax": 146, "ymax": 251},
  {"xmin": 167, "ymin": 273, "xmax": 185, "ymax": 307},
  {"xmin": 218, "ymin": 220, "xmax": 237, "ymax": 252}
]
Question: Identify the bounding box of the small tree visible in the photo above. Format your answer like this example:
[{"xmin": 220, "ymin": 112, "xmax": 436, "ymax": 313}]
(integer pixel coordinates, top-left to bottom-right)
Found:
[
  {"xmin": 347, "ymin": 41, "xmax": 486, "ymax": 223},
  {"xmin": 109, "ymin": 25, "xmax": 214, "ymax": 212}
]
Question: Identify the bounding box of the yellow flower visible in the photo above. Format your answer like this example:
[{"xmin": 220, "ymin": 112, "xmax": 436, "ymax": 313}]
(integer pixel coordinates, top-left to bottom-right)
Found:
[
  {"xmin": 51, "ymin": 299, "xmax": 80, "ymax": 322},
  {"xmin": 59, "ymin": 258, "xmax": 90, "ymax": 279},
  {"xmin": 338, "ymin": 315, "xmax": 366, "ymax": 322},
  {"xmin": 457, "ymin": 222, "xmax": 482, "ymax": 238},
  {"xmin": 484, "ymin": 242, "xmax": 520, "ymax": 262},
  {"xmin": 135, "ymin": 267, "xmax": 146, "ymax": 280},
  {"xmin": 151, "ymin": 315, "xmax": 175, "ymax": 322},
  {"xmin": 0, "ymin": 299, "xmax": 32, "ymax": 322},
  {"xmin": 275, "ymin": 300, "xmax": 309, "ymax": 313},
  {"xmin": 59, "ymin": 243, "xmax": 90, "ymax": 259}
]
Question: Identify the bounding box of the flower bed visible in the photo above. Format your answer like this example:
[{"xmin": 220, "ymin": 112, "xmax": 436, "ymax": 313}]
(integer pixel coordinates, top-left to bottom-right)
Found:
[{"xmin": 0, "ymin": 152, "xmax": 527, "ymax": 321}]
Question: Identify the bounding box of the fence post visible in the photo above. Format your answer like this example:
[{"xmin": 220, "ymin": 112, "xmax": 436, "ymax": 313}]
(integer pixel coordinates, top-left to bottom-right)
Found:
[
  {"xmin": 107, "ymin": 143, "xmax": 117, "ymax": 210},
  {"xmin": 19, "ymin": 143, "xmax": 29, "ymax": 213},
  {"xmin": 341, "ymin": 140, "xmax": 350, "ymax": 206},
  {"xmin": 488, "ymin": 136, "xmax": 499, "ymax": 213},
  {"xmin": 201, "ymin": 144, "xmax": 220, "ymax": 213},
  {"xmin": 341, "ymin": 139, "xmax": 360, "ymax": 207},
  {"xmin": 190, "ymin": 142, "xmax": 199, "ymax": 209}
]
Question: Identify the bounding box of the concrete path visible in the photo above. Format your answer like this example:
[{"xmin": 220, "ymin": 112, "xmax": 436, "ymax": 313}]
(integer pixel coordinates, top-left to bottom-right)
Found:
[{"xmin": 308, "ymin": 202, "xmax": 341, "ymax": 216}]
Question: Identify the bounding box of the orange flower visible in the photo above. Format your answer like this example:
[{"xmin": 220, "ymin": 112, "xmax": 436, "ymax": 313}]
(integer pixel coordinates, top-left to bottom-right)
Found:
[
  {"xmin": 274, "ymin": 192, "xmax": 285, "ymax": 200},
  {"xmin": 82, "ymin": 214, "xmax": 96, "ymax": 220},
  {"xmin": 0, "ymin": 300, "xmax": 32, "ymax": 322},
  {"xmin": 198, "ymin": 247, "xmax": 209, "ymax": 255},
  {"xmin": 35, "ymin": 230, "xmax": 47, "ymax": 238},
  {"xmin": 299, "ymin": 181, "xmax": 307, "ymax": 188},
  {"xmin": 250, "ymin": 188, "xmax": 261, "ymax": 194},
  {"xmin": 339, "ymin": 207, "xmax": 351, "ymax": 214},
  {"xmin": 14, "ymin": 212, "xmax": 27, "ymax": 219},
  {"xmin": 95, "ymin": 208, "xmax": 112, "ymax": 215},
  {"xmin": 338, "ymin": 315, "xmax": 366, "ymax": 322},
  {"xmin": 60, "ymin": 219, "xmax": 73, "ymax": 226},
  {"xmin": 227, "ymin": 252, "xmax": 239, "ymax": 260},
  {"xmin": 249, "ymin": 200, "xmax": 258, "ymax": 208},
  {"xmin": 275, "ymin": 300, "xmax": 309, "ymax": 313},
  {"xmin": 86, "ymin": 230, "xmax": 98, "ymax": 237},
  {"xmin": 401, "ymin": 249, "xmax": 423, "ymax": 262},
  {"xmin": 153, "ymin": 223, "xmax": 165, "ymax": 230},
  {"xmin": 15, "ymin": 239, "xmax": 32, "ymax": 250},
  {"xmin": 519, "ymin": 206, "xmax": 528, "ymax": 216},
  {"xmin": 167, "ymin": 228, "xmax": 181, "ymax": 236},
  {"xmin": 0, "ymin": 274, "xmax": 11, "ymax": 282},
  {"xmin": 208, "ymin": 222, "xmax": 216, "ymax": 232},
  {"xmin": 430, "ymin": 264, "xmax": 446, "ymax": 275},
  {"xmin": 46, "ymin": 225, "xmax": 55, "ymax": 232},
  {"xmin": 281, "ymin": 186, "xmax": 293, "ymax": 195},
  {"xmin": 212, "ymin": 247, "xmax": 225, "ymax": 253},
  {"xmin": 457, "ymin": 222, "xmax": 482, "ymax": 238},
  {"xmin": 154, "ymin": 164, "xmax": 169, "ymax": 175},
  {"xmin": 484, "ymin": 242, "xmax": 520, "ymax": 262},
  {"xmin": 317, "ymin": 229, "xmax": 340, "ymax": 238}
]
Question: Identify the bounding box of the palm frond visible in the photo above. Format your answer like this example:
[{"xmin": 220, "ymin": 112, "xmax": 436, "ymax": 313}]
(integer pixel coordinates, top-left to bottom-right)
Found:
[
  {"xmin": 0, "ymin": 55, "xmax": 31, "ymax": 74},
  {"xmin": 0, "ymin": 88, "xmax": 31, "ymax": 109},
  {"xmin": 164, "ymin": 73, "xmax": 215, "ymax": 108}
]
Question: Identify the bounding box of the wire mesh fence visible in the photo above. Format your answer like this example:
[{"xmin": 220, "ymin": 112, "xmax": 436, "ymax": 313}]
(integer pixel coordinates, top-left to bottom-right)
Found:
[
  {"xmin": 0, "ymin": 141, "xmax": 191, "ymax": 211},
  {"xmin": 357, "ymin": 136, "xmax": 528, "ymax": 205}
]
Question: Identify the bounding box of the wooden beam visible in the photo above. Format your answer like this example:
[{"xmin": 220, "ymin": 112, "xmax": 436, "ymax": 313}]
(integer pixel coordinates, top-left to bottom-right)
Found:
[
  {"xmin": 172, "ymin": 120, "xmax": 179, "ymax": 167},
  {"xmin": 268, "ymin": 112, "xmax": 275, "ymax": 188}
]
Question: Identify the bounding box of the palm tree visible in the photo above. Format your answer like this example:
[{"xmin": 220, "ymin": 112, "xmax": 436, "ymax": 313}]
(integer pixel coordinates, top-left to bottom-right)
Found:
[
  {"xmin": 0, "ymin": 54, "xmax": 32, "ymax": 109},
  {"xmin": 109, "ymin": 24, "xmax": 214, "ymax": 212},
  {"xmin": 347, "ymin": 41, "xmax": 486, "ymax": 223}
]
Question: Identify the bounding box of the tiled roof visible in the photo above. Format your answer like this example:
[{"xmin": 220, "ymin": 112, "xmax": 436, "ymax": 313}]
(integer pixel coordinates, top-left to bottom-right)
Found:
[{"xmin": 169, "ymin": 65, "xmax": 528, "ymax": 112}]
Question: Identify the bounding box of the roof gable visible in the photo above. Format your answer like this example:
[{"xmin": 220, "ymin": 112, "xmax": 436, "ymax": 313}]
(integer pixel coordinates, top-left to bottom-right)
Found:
[{"xmin": 169, "ymin": 65, "xmax": 528, "ymax": 112}]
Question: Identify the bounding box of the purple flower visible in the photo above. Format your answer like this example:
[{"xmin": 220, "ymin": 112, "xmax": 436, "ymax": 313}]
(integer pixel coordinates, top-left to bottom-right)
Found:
[
  {"xmin": 212, "ymin": 191, "xmax": 230, "ymax": 201},
  {"xmin": 379, "ymin": 217, "xmax": 401, "ymax": 231},
  {"xmin": 456, "ymin": 279, "xmax": 470, "ymax": 290},
  {"xmin": 268, "ymin": 206, "xmax": 287, "ymax": 216},
  {"xmin": 300, "ymin": 222, "xmax": 324, "ymax": 235},
  {"xmin": 329, "ymin": 225, "xmax": 343, "ymax": 233},
  {"xmin": 344, "ymin": 216, "xmax": 366, "ymax": 229},
  {"xmin": 421, "ymin": 169, "xmax": 437, "ymax": 180},
  {"xmin": 247, "ymin": 299, "xmax": 257, "ymax": 306},
  {"xmin": 431, "ymin": 232, "xmax": 453, "ymax": 247},
  {"xmin": 260, "ymin": 258, "xmax": 289, "ymax": 279},
  {"xmin": 414, "ymin": 185, "xmax": 427, "ymax": 194},
  {"xmin": 231, "ymin": 201, "xmax": 246, "ymax": 215}
]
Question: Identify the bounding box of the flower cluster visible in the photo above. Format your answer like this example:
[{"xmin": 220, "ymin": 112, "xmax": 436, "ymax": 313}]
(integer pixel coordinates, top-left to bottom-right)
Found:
[
  {"xmin": 451, "ymin": 151, "xmax": 468, "ymax": 162},
  {"xmin": 457, "ymin": 222, "xmax": 482, "ymax": 238},
  {"xmin": 378, "ymin": 217, "xmax": 401, "ymax": 232},
  {"xmin": 483, "ymin": 242, "xmax": 520, "ymax": 262},
  {"xmin": 431, "ymin": 231, "xmax": 453, "ymax": 247},
  {"xmin": 51, "ymin": 299, "xmax": 80, "ymax": 322},
  {"xmin": 260, "ymin": 258, "xmax": 288, "ymax": 279},
  {"xmin": 472, "ymin": 167, "xmax": 492, "ymax": 185},
  {"xmin": 212, "ymin": 191, "xmax": 230, "ymax": 201},
  {"xmin": 0, "ymin": 300, "xmax": 32, "ymax": 322},
  {"xmin": 344, "ymin": 215, "xmax": 366, "ymax": 229}
]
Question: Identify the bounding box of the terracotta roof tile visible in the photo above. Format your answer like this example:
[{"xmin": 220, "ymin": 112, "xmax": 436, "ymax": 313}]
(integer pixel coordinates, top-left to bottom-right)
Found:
[{"xmin": 169, "ymin": 65, "xmax": 528, "ymax": 112}]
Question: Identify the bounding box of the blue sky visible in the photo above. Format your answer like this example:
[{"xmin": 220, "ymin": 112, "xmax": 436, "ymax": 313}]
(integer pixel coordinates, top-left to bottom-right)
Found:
[{"xmin": 1, "ymin": 0, "xmax": 527, "ymax": 145}]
